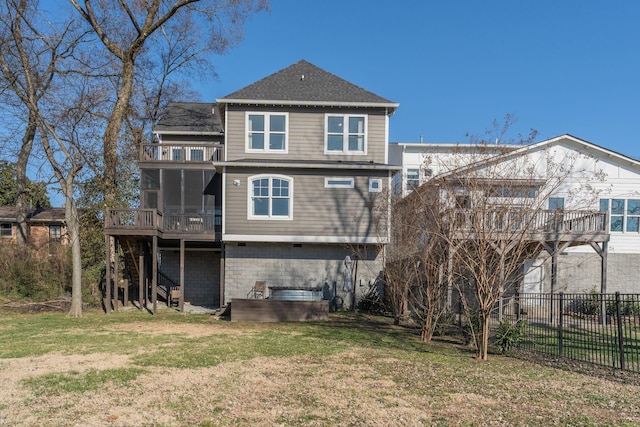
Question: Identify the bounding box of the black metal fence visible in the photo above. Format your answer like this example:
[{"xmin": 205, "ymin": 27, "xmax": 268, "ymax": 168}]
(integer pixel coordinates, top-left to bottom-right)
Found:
[{"xmin": 503, "ymin": 292, "xmax": 640, "ymax": 373}]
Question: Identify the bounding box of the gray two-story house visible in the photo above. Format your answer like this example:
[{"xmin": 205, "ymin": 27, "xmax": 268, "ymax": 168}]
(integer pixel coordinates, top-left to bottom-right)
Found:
[{"xmin": 105, "ymin": 60, "xmax": 399, "ymax": 312}]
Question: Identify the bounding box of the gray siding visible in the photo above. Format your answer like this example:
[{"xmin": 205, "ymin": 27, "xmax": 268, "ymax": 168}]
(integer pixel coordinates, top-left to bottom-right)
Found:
[
  {"xmin": 159, "ymin": 249, "xmax": 221, "ymax": 306},
  {"xmin": 225, "ymin": 106, "xmax": 387, "ymax": 163},
  {"xmin": 224, "ymin": 167, "xmax": 388, "ymax": 240},
  {"xmin": 542, "ymin": 253, "xmax": 640, "ymax": 294}
]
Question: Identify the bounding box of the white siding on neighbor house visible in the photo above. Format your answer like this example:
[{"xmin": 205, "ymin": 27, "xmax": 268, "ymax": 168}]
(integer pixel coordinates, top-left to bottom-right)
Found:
[
  {"xmin": 389, "ymin": 143, "xmax": 518, "ymax": 196},
  {"xmin": 394, "ymin": 136, "xmax": 640, "ymax": 293}
]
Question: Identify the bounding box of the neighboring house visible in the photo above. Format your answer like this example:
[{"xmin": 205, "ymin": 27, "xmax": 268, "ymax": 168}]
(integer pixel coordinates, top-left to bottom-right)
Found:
[
  {"xmin": 0, "ymin": 206, "xmax": 67, "ymax": 255},
  {"xmin": 390, "ymin": 134, "xmax": 640, "ymax": 294},
  {"xmin": 105, "ymin": 60, "xmax": 399, "ymax": 311},
  {"xmin": 389, "ymin": 142, "xmax": 521, "ymax": 197}
]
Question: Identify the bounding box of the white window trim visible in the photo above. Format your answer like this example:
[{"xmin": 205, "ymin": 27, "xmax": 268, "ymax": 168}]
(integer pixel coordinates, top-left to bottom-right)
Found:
[
  {"xmin": 369, "ymin": 178, "xmax": 382, "ymax": 193},
  {"xmin": 324, "ymin": 113, "xmax": 367, "ymax": 155},
  {"xmin": 245, "ymin": 112, "xmax": 289, "ymax": 153},
  {"xmin": 406, "ymin": 167, "xmax": 420, "ymax": 190},
  {"xmin": 324, "ymin": 177, "xmax": 355, "ymax": 189},
  {"xmin": 601, "ymin": 198, "xmax": 640, "ymax": 233},
  {"xmin": 247, "ymin": 174, "xmax": 293, "ymax": 220}
]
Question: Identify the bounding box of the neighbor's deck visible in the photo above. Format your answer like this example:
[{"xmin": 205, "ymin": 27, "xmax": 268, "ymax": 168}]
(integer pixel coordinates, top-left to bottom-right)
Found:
[{"xmin": 450, "ymin": 209, "xmax": 609, "ymax": 245}]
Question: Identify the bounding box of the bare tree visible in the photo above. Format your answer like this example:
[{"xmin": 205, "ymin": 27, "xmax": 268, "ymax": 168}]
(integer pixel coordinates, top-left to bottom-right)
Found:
[
  {"xmin": 0, "ymin": 0, "xmax": 98, "ymax": 317},
  {"xmin": 69, "ymin": 0, "xmax": 269, "ymax": 208},
  {"xmin": 385, "ymin": 182, "xmax": 451, "ymax": 339},
  {"xmin": 0, "ymin": 0, "xmax": 61, "ymax": 243},
  {"xmin": 413, "ymin": 138, "xmax": 604, "ymax": 359}
]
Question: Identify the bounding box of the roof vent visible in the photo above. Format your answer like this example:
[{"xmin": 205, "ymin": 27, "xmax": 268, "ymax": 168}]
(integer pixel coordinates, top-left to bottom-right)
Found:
[
  {"xmin": 300, "ymin": 74, "xmax": 305, "ymax": 81},
  {"xmin": 211, "ymin": 107, "xmax": 215, "ymax": 115}
]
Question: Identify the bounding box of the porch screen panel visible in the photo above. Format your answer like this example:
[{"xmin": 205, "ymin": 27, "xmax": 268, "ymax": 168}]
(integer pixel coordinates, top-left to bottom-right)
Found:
[
  {"xmin": 163, "ymin": 169, "xmax": 182, "ymax": 213},
  {"xmin": 141, "ymin": 169, "xmax": 160, "ymax": 209},
  {"xmin": 184, "ymin": 170, "xmax": 202, "ymax": 213},
  {"xmin": 203, "ymin": 170, "xmax": 216, "ymax": 212}
]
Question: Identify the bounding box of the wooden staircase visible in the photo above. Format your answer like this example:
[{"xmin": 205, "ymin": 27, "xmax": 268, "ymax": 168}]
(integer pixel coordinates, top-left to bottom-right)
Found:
[
  {"xmin": 116, "ymin": 236, "xmax": 181, "ymax": 307},
  {"xmin": 118, "ymin": 236, "xmax": 146, "ymax": 290}
]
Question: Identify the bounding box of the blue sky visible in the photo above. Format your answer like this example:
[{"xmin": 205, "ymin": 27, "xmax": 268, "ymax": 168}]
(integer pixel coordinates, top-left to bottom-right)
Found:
[{"xmin": 197, "ymin": 0, "xmax": 640, "ymax": 159}]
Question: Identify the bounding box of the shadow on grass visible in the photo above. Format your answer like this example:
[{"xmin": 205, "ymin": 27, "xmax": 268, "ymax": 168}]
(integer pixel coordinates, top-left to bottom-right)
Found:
[
  {"xmin": 298, "ymin": 311, "xmax": 473, "ymax": 358},
  {"xmin": 509, "ymin": 348, "xmax": 640, "ymax": 386}
]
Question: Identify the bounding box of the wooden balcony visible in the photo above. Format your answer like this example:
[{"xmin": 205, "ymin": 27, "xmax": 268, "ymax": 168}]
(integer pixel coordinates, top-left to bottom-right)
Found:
[
  {"xmin": 451, "ymin": 209, "xmax": 609, "ymax": 244},
  {"xmin": 105, "ymin": 208, "xmax": 221, "ymax": 239},
  {"xmin": 140, "ymin": 143, "xmax": 224, "ymax": 163}
]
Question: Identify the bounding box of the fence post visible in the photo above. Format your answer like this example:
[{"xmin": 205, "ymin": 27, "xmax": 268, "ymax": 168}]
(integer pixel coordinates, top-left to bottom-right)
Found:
[
  {"xmin": 558, "ymin": 292, "xmax": 564, "ymax": 358},
  {"xmin": 615, "ymin": 292, "xmax": 625, "ymax": 370},
  {"xmin": 515, "ymin": 289, "xmax": 520, "ymax": 322}
]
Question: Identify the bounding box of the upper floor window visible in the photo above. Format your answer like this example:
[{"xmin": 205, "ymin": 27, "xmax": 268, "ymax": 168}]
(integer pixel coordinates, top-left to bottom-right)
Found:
[
  {"xmin": 407, "ymin": 168, "xmax": 420, "ymax": 189},
  {"xmin": 600, "ymin": 198, "xmax": 640, "ymax": 232},
  {"xmin": 247, "ymin": 113, "xmax": 288, "ymax": 152},
  {"xmin": 325, "ymin": 114, "xmax": 367, "ymax": 154},
  {"xmin": 548, "ymin": 197, "xmax": 565, "ymax": 210},
  {"xmin": 49, "ymin": 225, "xmax": 62, "ymax": 240},
  {"xmin": 189, "ymin": 148, "xmax": 204, "ymax": 161},
  {"xmin": 325, "ymin": 177, "xmax": 354, "ymax": 189},
  {"xmin": 0, "ymin": 223, "xmax": 11, "ymax": 238},
  {"xmin": 249, "ymin": 175, "xmax": 292, "ymax": 219}
]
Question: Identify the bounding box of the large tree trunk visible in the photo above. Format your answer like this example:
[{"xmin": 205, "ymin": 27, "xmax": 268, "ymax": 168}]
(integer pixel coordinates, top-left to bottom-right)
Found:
[
  {"xmin": 66, "ymin": 184, "xmax": 83, "ymax": 318},
  {"xmin": 15, "ymin": 112, "xmax": 37, "ymax": 244},
  {"xmin": 102, "ymin": 58, "xmax": 135, "ymax": 207}
]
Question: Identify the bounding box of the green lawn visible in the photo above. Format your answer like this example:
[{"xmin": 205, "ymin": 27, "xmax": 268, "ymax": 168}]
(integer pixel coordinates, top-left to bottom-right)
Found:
[
  {"xmin": 520, "ymin": 320, "xmax": 640, "ymax": 372},
  {"xmin": 0, "ymin": 309, "xmax": 639, "ymax": 426}
]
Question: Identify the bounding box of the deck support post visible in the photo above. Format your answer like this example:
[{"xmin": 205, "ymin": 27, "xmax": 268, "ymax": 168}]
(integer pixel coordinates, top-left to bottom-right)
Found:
[
  {"xmin": 138, "ymin": 241, "xmax": 144, "ymax": 310},
  {"xmin": 220, "ymin": 244, "xmax": 225, "ymax": 307},
  {"xmin": 105, "ymin": 235, "xmax": 111, "ymax": 314},
  {"xmin": 179, "ymin": 239, "xmax": 185, "ymax": 312},
  {"xmin": 152, "ymin": 235, "xmax": 158, "ymax": 315},
  {"xmin": 113, "ymin": 238, "xmax": 119, "ymax": 312},
  {"xmin": 550, "ymin": 242, "xmax": 558, "ymax": 323},
  {"xmin": 589, "ymin": 240, "xmax": 609, "ymax": 325}
]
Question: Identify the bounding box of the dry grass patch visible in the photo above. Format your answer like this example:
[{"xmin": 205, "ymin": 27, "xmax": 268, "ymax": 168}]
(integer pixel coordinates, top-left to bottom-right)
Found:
[{"xmin": 0, "ymin": 311, "xmax": 639, "ymax": 426}]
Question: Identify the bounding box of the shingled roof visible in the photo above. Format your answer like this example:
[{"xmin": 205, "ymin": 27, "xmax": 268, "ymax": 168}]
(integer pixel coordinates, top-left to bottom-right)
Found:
[
  {"xmin": 0, "ymin": 207, "xmax": 65, "ymax": 222},
  {"xmin": 217, "ymin": 60, "xmax": 398, "ymax": 110},
  {"xmin": 153, "ymin": 102, "xmax": 223, "ymax": 134}
]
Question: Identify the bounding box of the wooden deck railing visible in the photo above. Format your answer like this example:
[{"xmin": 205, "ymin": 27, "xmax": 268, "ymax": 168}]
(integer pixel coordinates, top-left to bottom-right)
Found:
[
  {"xmin": 140, "ymin": 143, "xmax": 224, "ymax": 162},
  {"xmin": 163, "ymin": 213, "xmax": 221, "ymax": 233},
  {"xmin": 106, "ymin": 209, "xmax": 221, "ymax": 235},
  {"xmin": 452, "ymin": 209, "xmax": 608, "ymax": 234},
  {"xmin": 107, "ymin": 209, "xmax": 162, "ymax": 230}
]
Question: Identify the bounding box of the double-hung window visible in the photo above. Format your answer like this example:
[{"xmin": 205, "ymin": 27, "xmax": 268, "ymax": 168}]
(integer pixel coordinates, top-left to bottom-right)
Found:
[
  {"xmin": 0, "ymin": 223, "xmax": 11, "ymax": 238},
  {"xmin": 247, "ymin": 113, "xmax": 288, "ymax": 152},
  {"xmin": 600, "ymin": 198, "xmax": 640, "ymax": 232},
  {"xmin": 49, "ymin": 225, "xmax": 62, "ymax": 240},
  {"xmin": 407, "ymin": 168, "xmax": 420, "ymax": 189},
  {"xmin": 548, "ymin": 197, "xmax": 565, "ymax": 210},
  {"xmin": 249, "ymin": 175, "xmax": 292, "ymax": 219},
  {"xmin": 325, "ymin": 114, "xmax": 366, "ymax": 154}
]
